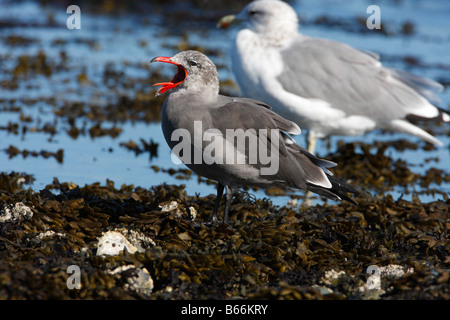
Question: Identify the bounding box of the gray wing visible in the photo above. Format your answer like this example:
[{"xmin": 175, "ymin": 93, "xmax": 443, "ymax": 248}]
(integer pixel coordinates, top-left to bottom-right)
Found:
[
  {"xmin": 277, "ymin": 36, "xmax": 443, "ymax": 120},
  {"xmin": 231, "ymin": 96, "xmax": 273, "ymax": 110},
  {"xmin": 390, "ymin": 68, "xmax": 443, "ymax": 105},
  {"xmin": 361, "ymin": 50, "xmax": 444, "ymax": 104},
  {"xmin": 360, "ymin": 50, "xmax": 443, "ymax": 104},
  {"xmin": 212, "ymin": 96, "xmax": 300, "ymax": 135},
  {"xmin": 209, "ymin": 99, "xmax": 337, "ymax": 190}
]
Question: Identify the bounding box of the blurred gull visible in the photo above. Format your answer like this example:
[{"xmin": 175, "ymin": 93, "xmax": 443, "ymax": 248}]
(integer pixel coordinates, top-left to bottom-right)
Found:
[{"xmin": 219, "ymin": 0, "xmax": 448, "ymax": 153}]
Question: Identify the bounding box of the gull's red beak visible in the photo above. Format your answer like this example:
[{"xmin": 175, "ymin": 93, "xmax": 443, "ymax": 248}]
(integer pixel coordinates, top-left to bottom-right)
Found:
[{"xmin": 150, "ymin": 56, "xmax": 188, "ymax": 96}]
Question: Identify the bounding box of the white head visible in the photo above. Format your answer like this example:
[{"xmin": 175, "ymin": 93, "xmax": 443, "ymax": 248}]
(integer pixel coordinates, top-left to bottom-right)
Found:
[{"xmin": 235, "ymin": 0, "xmax": 299, "ymax": 43}]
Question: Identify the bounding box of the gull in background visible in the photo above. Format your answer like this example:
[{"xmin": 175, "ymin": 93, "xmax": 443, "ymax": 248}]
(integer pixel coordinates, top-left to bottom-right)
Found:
[{"xmin": 218, "ymin": 0, "xmax": 448, "ymax": 153}]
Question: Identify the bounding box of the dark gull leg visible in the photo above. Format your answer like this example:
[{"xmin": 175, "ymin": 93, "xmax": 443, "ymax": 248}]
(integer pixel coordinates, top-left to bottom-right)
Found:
[
  {"xmin": 305, "ymin": 130, "xmax": 318, "ymax": 205},
  {"xmin": 211, "ymin": 183, "xmax": 224, "ymax": 224},
  {"xmin": 223, "ymin": 185, "xmax": 234, "ymax": 223}
]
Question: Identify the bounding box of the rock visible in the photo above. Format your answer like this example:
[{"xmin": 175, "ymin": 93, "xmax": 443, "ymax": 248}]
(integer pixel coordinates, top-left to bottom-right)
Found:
[
  {"xmin": 159, "ymin": 200, "xmax": 179, "ymax": 213},
  {"xmin": 0, "ymin": 202, "xmax": 33, "ymax": 223},
  {"xmin": 159, "ymin": 201, "xmax": 197, "ymax": 220},
  {"xmin": 107, "ymin": 265, "xmax": 154, "ymax": 295},
  {"xmin": 187, "ymin": 206, "xmax": 197, "ymax": 220},
  {"xmin": 113, "ymin": 227, "xmax": 156, "ymax": 252},
  {"xmin": 96, "ymin": 229, "xmax": 156, "ymax": 256},
  {"xmin": 312, "ymin": 285, "xmax": 334, "ymax": 296},
  {"xmin": 353, "ymin": 264, "xmax": 415, "ymax": 299},
  {"xmin": 30, "ymin": 230, "xmax": 66, "ymax": 243},
  {"xmin": 322, "ymin": 269, "xmax": 346, "ymax": 286},
  {"xmin": 379, "ymin": 264, "xmax": 414, "ymax": 278},
  {"xmin": 96, "ymin": 231, "xmax": 138, "ymax": 256}
]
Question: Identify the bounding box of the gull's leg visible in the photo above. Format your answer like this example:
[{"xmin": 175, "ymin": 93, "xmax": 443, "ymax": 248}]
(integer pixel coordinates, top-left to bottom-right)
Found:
[
  {"xmin": 305, "ymin": 130, "xmax": 318, "ymax": 206},
  {"xmin": 307, "ymin": 130, "xmax": 318, "ymax": 154},
  {"xmin": 211, "ymin": 183, "xmax": 224, "ymax": 225},
  {"xmin": 223, "ymin": 185, "xmax": 234, "ymax": 223}
]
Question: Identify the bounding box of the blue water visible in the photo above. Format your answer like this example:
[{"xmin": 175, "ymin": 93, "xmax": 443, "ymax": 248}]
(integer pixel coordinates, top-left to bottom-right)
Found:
[{"xmin": 0, "ymin": 0, "xmax": 448, "ymax": 208}]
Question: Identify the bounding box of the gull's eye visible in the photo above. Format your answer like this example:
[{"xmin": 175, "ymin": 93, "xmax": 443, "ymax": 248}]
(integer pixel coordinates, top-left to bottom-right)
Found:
[
  {"xmin": 188, "ymin": 60, "xmax": 198, "ymax": 67},
  {"xmin": 248, "ymin": 10, "xmax": 259, "ymax": 16}
]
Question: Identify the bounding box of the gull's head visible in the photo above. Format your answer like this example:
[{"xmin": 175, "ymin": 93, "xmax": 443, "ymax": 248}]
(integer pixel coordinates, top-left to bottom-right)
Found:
[
  {"xmin": 219, "ymin": 0, "xmax": 298, "ymax": 42},
  {"xmin": 150, "ymin": 50, "xmax": 219, "ymax": 96}
]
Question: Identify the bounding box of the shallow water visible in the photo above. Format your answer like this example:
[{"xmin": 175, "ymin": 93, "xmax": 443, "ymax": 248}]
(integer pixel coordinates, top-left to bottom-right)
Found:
[{"xmin": 0, "ymin": 0, "xmax": 448, "ymax": 208}]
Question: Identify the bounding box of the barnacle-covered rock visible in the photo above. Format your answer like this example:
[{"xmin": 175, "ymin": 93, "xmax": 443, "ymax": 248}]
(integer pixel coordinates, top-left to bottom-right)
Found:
[
  {"xmin": 159, "ymin": 200, "xmax": 181, "ymax": 215},
  {"xmin": 0, "ymin": 202, "xmax": 33, "ymax": 223},
  {"xmin": 96, "ymin": 231, "xmax": 139, "ymax": 256},
  {"xmin": 158, "ymin": 200, "xmax": 197, "ymax": 220},
  {"xmin": 113, "ymin": 227, "xmax": 156, "ymax": 251},
  {"xmin": 29, "ymin": 230, "xmax": 67, "ymax": 243},
  {"xmin": 107, "ymin": 266, "xmax": 154, "ymax": 296},
  {"xmin": 351, "ymin": 264, "xmax": 415, "ymax": 299}
]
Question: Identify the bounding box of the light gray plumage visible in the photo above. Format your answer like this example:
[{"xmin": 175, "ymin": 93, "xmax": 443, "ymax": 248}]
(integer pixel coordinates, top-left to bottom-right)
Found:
[
  {"xmin": 150, "ymin": 50, "xmax": 356, "ymax": 223},
  {"xmin": 220, "ymin": 0, "xmax": 448, "ymax": 153}
]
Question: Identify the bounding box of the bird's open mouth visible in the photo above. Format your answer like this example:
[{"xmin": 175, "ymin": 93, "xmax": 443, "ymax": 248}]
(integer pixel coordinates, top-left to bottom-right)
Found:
[{"xmin": 150, "ymin": 56, "xmax": 188, "ymax": 96}]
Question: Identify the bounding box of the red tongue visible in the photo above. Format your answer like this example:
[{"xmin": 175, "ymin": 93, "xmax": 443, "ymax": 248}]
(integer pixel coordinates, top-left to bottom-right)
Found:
[
  {"xmin": 150, "ymin": 57, "xmax": 188, "ymax": 96},
  {"xmin": 153, "ymin": 81, "xmax": 178, "ymax": 96}
]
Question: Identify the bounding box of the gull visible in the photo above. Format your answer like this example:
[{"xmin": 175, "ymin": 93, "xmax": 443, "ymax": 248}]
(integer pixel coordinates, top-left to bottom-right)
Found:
[
  {"xmin": 218, "ymin": 0, "xmax": 448, "ymax": 153},
  {"xmin": 150, "ymin": 50, "xmax": 357, "ymax": 223}
]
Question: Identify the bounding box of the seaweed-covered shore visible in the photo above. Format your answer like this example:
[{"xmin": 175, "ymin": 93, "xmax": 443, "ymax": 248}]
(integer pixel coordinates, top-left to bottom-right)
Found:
[
  {"xmin": 1, "ymin": 170, "xmax": 448, "ymax": 300},
  {"xmin": 0, "ymin": 0, "xmax": 449, "ymax": 301}
]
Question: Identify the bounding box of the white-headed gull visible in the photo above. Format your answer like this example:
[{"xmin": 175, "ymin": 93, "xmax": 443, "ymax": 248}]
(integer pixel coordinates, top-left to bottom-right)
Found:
[{"xmin": 219, "ymin": 0, "xmax": 448, "ymax": 153}]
